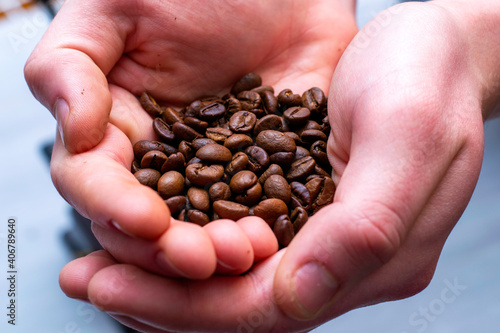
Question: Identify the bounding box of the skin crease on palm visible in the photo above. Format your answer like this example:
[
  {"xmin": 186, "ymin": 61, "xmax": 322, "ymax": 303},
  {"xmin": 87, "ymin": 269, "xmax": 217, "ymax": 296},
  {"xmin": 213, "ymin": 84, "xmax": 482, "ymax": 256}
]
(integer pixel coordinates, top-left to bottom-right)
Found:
[{"xmin": 24, "ymin": 0, "xmax": 500, "ymax": 332}]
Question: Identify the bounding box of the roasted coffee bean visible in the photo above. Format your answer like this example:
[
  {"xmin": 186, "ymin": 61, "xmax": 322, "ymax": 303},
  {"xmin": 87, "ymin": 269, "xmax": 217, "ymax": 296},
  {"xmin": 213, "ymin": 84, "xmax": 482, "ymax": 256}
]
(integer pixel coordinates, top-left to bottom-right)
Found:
[
  {"xmin": 237, "ymin": 91, "xmax": 261, "ymax": 110},
  {"xmin": 290, "ymin": 207, "xmax": 308, "ymax": 234},
  {"xmin": 173, "ymin": 122, "xmax": 203, "ymax": 142},
  {"xmin": 185, "ymin": 100, "xmax": 205, "ymax": 118},
  {"xmin": 248, "ymin": 108, "xmax": 266, "ymax": 118},
  {"xmin": 302, "ymin": 87, "xmax": 326, "ymax": 114},
  {"xmin": 165, "ymin": 196, "xmax": 187, "ymax": 215},
  {"xmin": 226, "ymin": 152, "xmax": 249, "ymax": 176},
  {"xmin": 295, "ymin": 146, "xmax": 310, "ymax": 160},
  {"xmin": 196, "ymin": 144, "xmax": 232, "ymax": 163},
  {"xmin": 320, "ymin": 116, "xmax": 330, "ymax": 134},
  {"xmin": 187, "ymin": 187, "xmax": 210, "ymax": 212},
  {"xmin": 269, "ymin": 151, "xmax": 295, "ymax": 167},
  {"xmin": 286, "ymin": 156, "xmax": 316, "ymax": 181},
  {"xmin": 305, "ymin": 176, "xmax": 335, "ymax": 213},
  {"xmin": 178, "ymin": 141, "xmax": 194, "ymax": 161},
  {"xmin": 300, "ymin": 129, "xmax": 327, "ymax": 145},
  {"xmin": 205, "ymin": 127, "xmax": 233, "ymax": 143},
  {"xmin": 141, "ymin": 150, "xmax": 168, "ymax": 171},
  {"xmin": 234, "ymin": 183, "xmax": 262, "ymax": 206},
  {"xmin": 209, "ymin": 182, "xmax": 231, "ymax": 202},
  {"xmin": 133, "ymin": 140, "xmax": 176, "ymax": 161},
  {"xmin": 256, "ymin": 130, "xmax": 296, "ymax": 154},
  {"xmin": 264, "ymin": 174, "xmax": 291, "ymax": 203},
  {"xmin": 253, "ymin": 115, "xmax": 284, "ymax": 135},
  {"xmin": 224, "ymin": 134, "xmax": 253, "ymax": 152},
  {"xmin": 283, "ymin": 106, "xmax": 311, "ymax": 127},
  {"xmin": 290, "ymin": 181, "xmax": 312, "ymax": 210},
  {"xmin": 253, "ymin": 198, "xmax": 288, "ymax": 226},
  {"xmin": 258, "ymin": 164, "xmax": 284, "ymax": 185},
  {"xmin": 224, "ymin": 96, "xmax": 242, "ymax": 114},
  {"xmin": 162, "ymin": 106, "xmax": 183, "ymax": 125},
  {"xmin": 192, "ymin": 138, "xmax": 216, "ymax": 151},
  {"xmin": 251, "ymin": 85, "xmax": 274, "ymax": 95},
  {"xmin": 273, "ymin": 215, "xmax": 294, "ymax": 247},
  {"xmin": 277, "ymin": 89, "xmax": 302, "ymax": 107},
  {"xmin": 245, "ymin": 146, "xmax": 270, "ymax": 174},
  {"xmin": 230, "ymin": 73, "xmax": 262, "ymax": 96},
  {"xmin": 228, "ymin": 111, "xmax": 257, "ymax": 133},
  {"xmin": 284, "ymin": 131, "xmax": 301, "ymax": 144},
  {"xmin": 131, "ymin": 160, "xmax": 141, "ymax": 174},
  {"xmin": 157, "ymin": 171, "xmax": 185, "ymax": 199},
  {"xmin": 314, "ymin": 164, "xmax": 331, "ymax": 177},
  {"xmin": 261, "ymin": 90, "xmax": 278, "ymax": 114},
  {"xmin": 187, "ymin": 209, "xmax": 210, "ymax": 226},
  {"xmin": 198, "ymin": 102, "xmax": 226, "ymax": 121},
  {"xmin": 185, "ymin": 163, "xmax": 225, "ymax": 186},
  {"xmin": 153, "ymin": 117, "xmax": 176, "ymax": 143},
  {"xmin": 178, "ymin": 209, "xmax": 187, "ymax": 221},
  {"xmin": 140, "ymin": 92, "xmax": 163, "ymax": 118},
  {"xmin": 134, "ymin": 168, "xmax": 161, "ymax": 189},
  {"xmin": 310, "ymin": 140, "xmax": 329, "ymax": 169},
  {"xmin": 187, "ymin": 157, "xmax": 203, "ymax": 166},
  {"xmin": 213, "ymin": 200, "xmax": 249, "ymax": 221},
  {"xmin": 230, "ymin": 171, "xmax": 262, "ymax": 206},
  {"xmin": 184, "ymin": 117, "xmax": 209, "ymax": 134}
]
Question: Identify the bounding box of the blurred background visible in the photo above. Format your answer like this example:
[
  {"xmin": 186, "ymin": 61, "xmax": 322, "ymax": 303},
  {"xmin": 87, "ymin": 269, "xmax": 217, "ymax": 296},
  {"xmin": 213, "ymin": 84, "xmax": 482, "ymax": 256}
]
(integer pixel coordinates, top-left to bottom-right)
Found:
[{"xmin": 0, "ymin": 0, "xmax": 498, "ymax": 332}]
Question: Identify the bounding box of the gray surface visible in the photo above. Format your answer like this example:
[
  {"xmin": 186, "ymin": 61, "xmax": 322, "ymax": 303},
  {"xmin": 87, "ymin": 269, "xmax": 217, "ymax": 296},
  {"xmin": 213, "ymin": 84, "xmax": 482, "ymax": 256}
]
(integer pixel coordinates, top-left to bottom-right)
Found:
[{"xmin": 0, "ymin": 1, "xmax": 499, "ymax": 332}]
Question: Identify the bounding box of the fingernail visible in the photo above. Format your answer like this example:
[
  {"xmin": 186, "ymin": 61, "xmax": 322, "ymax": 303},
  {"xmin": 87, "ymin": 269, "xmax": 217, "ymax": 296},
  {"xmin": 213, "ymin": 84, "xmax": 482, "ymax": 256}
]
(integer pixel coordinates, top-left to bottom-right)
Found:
[
  {"xmin": 109, "ymin": 220, "xmax": 135, "ymax": 238},
  {"xmin": 292, "ymin": 262, "xmax": 338, "ymax": 318},
  {"xmin": 54, "ymin": 98, "xmax": 69, "ymax": 146},
  {"xmin": 155, "ymin": 251, "xmax": 186, "ymax": 277}
]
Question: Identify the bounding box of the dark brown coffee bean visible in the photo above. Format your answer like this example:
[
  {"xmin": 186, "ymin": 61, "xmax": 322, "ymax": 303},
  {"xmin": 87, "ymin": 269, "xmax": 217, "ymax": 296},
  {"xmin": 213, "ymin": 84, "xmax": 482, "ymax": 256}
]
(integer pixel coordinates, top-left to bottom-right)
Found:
[
  {"xmin": 191, "ymin": 138, "xmax": 216, "ymax": 151},
  {"xmin": 209, "ymin": 182, "xmax": 231, "ymax": 202},
  {"xmin": 157, "ymin": 171, "xmax": 185, "ymax": 199},
  {"xmin": 230, "ymin": 170, "xmax": 258, "ymax": 193},
  {"xmin": 198, "ymin": 102, "xmax": 226, "ymax": 121},
  {"xmin": 184, "ymin": 117, "xmax": 209, "ymax": 134},
  {"xmin": 277, "ymin": 89, "xmax": 302, "ymax": 107},
  {"xmin": 283, "ymin": 106, "xmax": 311, "ymax": 126},
  {"xmin": 226, "ymin": 152, "xmax": 249, "ymax": 176},
  {"xmin": 131, "ymin": 160, "xmax": 141, "ymax": 174},
  {"xmin": 134, "ymin": 168, "xmax": 161, "ymax": 189},
  {"xmin": 314, "ymin": 164, "xmax": 331, "ymax": 177},
  {"xmin": 284, "ymin": 132, "xmax": 301, "ymax": 144},
  {"xmin": 133, "ymin": 140, "xmax": 176, "ymax": 161},
  {"xmin": 185, "ymin": 163, "xmax": 225, "ymax": 186},
  {"xmin": 253, "ymin": 198, "xmax": 288, "ymax": 226},
  {"xmin": 320, "ymin": 116, "xmax": 330, "ymax": 134},
  {"xmin": 290, "ymin": 181, "xmax": 312, "ymax": 210},
  {"xmin": 256, "ymin": 130, "xmax": 296, "ymax": 154},
  {"xmin": 185, "ymin": 100, "xmax": 205, "ymax": 118},
  {"xmin": 269, "ymin": 151, "xmax": 295, "ymax": 167},
  {"xmin": 290, "ymin": 207, "xmax": 308, "ymax": 234},
  {"xmin": 237, "ymin": 91, "xmax": 262, "ymax": 110},
  {"xmin": 261, "ymin": 90, "xmax": 278, "ymax": 114},
  {"xmin": 231, "ymin": 73, "xmax": 262, "ymax": 96},
  {"xmin": 273, "ymin": 215, "xmax": 294, "ymax": 247},
  {"xmin": 187, "ymin": 187, "xmax": 210, "ymax": 212},
  {"xmin": 178, "ymin": 209, "xmax": 187, "ymax": 221},
  {"xmin": 165, "ymin": 196, "xmax": 186, "ymax": 215},
  {"xmin": 187, "ymin": 209, "xmax": 210, "ymax": 226},
  {"xmin": 245, "ymin": 146, "xmax": 270, "ymax": 174},
  {"xmin": 264, "ymin": 175, "xmax": 291, "ymax": 203},
  {"xmin": 224, "ymin": 134, "xmax": 253, "ymax": 152},
  {"xmin": 140, "ymin": 92, "xmax": 163, "ymax": 118},
  {"xmin": 302, "ymin": 87, "xmax": 326, "ymax": 114},
  {"xmin": 152, "ymin": 117, "xmax": 176, "ymax": 143},
  {"xmin": 228, "ymin": 111, "xmax": 257, "ymax": 133},
  {"xmin": 224, "ymin": 96, "xmax": 242, "ymax": 114},
  {"xmin": 251, "ymin": 85, "xmax": 274, "ymax": 95},
  {"xmin": 286, "ymin": 156, "xmax": 316, "ymax": 181},
  {"xmin": 253, "ymin": 115, "xmax": 284, "ymax": 135},
  {"xmin": 196, "ymin": 144, "xmax": 232, "ymax": 164},
  {"xmin": 186, "ymin": 157, "xmax": 203, "ymax": 166},
  {"xmin": 300, "ymin": 129, "xmax": 327, "ymax": 145},
  {"xmin": 172, "ymin": 122, "xmax": 203, "ymax": 142},
  {"xmin": 258, "ymin": 164, "xmax": 284, "ymax": 185},
  {"xmin": 213, "ymin": 200, "xmax": 249, "ymax": 221},
  {"xmin": 234, "ymin": 182, "xmax": 262, "ymax": 206},
  {"xmin": 178, "ymin": 141, "xmax": 194, "ymax": 161},
  {"xmin": 140, "ymin": 150, "xmax": 168, "ymax": 171},
  {"xmin": 310, "ymin": 140, "xmax": 329, "ymax": 169},
  {"xmin": 295, "ymin": 146, "xmax": 310, "ymax": 161},
  {"xmin": 305, "ymin": 176, "xmax": 335, "ymax": 213},
  {"xmin": 247, "ymin": 108, "xmax": 267, "ymax": 118},
  {"xmin": 162, "ymin": 106, "xmax": 183, "ymax": 125},
  {"xmin": 205, "ymin": 127, "xmax": 233, "ymax": 143}
]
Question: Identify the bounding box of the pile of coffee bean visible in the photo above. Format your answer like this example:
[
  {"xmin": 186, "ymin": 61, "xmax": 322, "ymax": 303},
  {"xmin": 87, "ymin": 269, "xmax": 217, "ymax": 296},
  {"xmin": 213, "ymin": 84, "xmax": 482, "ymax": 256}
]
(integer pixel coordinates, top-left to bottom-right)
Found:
[{"xmin": 131, "ymin": 73, "xmax": 335, "ymax": 247}]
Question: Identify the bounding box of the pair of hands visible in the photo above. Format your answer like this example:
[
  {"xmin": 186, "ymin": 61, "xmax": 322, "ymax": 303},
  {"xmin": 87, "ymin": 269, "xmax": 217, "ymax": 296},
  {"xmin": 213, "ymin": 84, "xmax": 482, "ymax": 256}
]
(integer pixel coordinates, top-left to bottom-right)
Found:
[{"xmin": 25, "ymin": 0, "xmax": 498, "ymax": 331}]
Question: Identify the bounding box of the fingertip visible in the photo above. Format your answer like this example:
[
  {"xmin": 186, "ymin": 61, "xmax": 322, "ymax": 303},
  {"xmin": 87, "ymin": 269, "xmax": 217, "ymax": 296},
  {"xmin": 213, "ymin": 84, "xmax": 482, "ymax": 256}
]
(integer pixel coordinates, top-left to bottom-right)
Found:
[{"xmin": 236, "ymin": 217, "xmax": 278, "ymax": 262}]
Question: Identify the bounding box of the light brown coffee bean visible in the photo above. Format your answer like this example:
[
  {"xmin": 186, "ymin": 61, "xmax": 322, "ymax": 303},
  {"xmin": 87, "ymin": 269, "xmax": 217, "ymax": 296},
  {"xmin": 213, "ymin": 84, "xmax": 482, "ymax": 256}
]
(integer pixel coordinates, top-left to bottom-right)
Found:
[
  {"xmin": 253, "ymin": 198, "xmax": 288, "ymax": 226},
  {"xmin": 157, "ymin": 171, "xmax": 185, "ymax": 199}
]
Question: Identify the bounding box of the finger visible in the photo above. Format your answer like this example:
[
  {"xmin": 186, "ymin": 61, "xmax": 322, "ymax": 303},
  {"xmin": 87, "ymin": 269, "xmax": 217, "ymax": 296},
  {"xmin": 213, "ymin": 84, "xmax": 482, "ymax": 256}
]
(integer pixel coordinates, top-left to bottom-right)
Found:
[
  {"xmin": 51, "ymin": 124, "xmax": 169, "ymax": 239},
  {"xmin": 92, "ymin": 220, "xmax": 217, "ymax": 280},
  {"xmin": 236, "ymin": 216, "xmax": 279, "ymax": 262},
  {"xmin": 24, "ymin": 0, "xmax": 129, "ymax": 153}
]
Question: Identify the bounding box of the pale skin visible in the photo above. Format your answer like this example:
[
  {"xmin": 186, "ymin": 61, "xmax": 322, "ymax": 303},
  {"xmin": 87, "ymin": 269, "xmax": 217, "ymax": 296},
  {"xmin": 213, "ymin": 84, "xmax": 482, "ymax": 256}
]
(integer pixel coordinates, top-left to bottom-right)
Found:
[{"xmin": 24, "ymin": 0, "xmax": 500, "ymax": 332}]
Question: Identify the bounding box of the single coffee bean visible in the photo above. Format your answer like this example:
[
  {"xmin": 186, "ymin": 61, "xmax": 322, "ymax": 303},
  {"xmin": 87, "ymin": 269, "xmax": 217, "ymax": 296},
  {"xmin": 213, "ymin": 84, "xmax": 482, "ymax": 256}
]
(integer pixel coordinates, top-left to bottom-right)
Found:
[
  {"xmin": 162, "ymin": 106, "xmax": 183, "ymax": 125},
  {"xmin": 253, "ymin": 115, "xmax": 284, "ymax": 135},
  {"xmin": 283, "ymin": 106, "xmax": 311, "ymax": 127},
  {"xmin": 320, "ymin": 116, "xmax": 330, "ymax": 134},
  {"xmin": 258, "ymin": 164, "xmax": 284, "ymax": 185},
  {"xmin": 261, "ymin": 90, "xmax": 278, "ymax": 114},
  {"xmin": 234, "ymin": 182, "xmax": 262, "ymax": 206},
  {"xmin": 302, "ymin": 87, "xmax": 326, "ymax": 114},
  {"xmin": 237, "ymin": 91, "xmax": 262, "ymax": 110},
  {"xmin": 290, "ymin": 181, "xmax": 312, "ymax": 210},
  {"xmin": 140, "ymin": 92, "xmax": 163, "ymax": 118},
  {"xmin": 247, "ymin": 108, "xmax": 266, "ymax": 118},
  {"xmin": 228, "ymin": 111, "xmax": 257, "ymax": 133},
  {"xmin": 165, "ymin": 195, "xmax": 187, "ymax": 215},
  {"xmin": 229, "ymin": 170, "xmax": 259, "ymax": 193},
  {"xmin": 251, "ymin": 85, "xmax": 274, "ymax": 95},
  {"xmin": 284, "ymin": 131, "xmax": 301, "ymax": 144},
  {"xmin": 131, "ymin": 160, "xmax": 141, "ymax": 174},
  {"xmin": 264, "ymin": 174, "xmax": 291, "ymax": 203},
  {"xmin": 305, "ymin": 176, "xmax": 335, "ymax": 213},
  {"xmin": 196, "ymin": 143, "xmax": 232, "ymax": 163},
  {"xmin": 253, "ymin": 198, "xmax": 288, "ymax": 226},
  {"xmin": 273, "ymin": 215, "xmax": 294, "ymax": 247},
  {"xmin": 187, "ymin": 187, "xmax": 210, "ymax": 212},
  {"xmin": 205, "ymin": 127, "xmax": 233, "ymax": 143},
  {"xmin": 256, "ymin": 130, "xmax": 296, "ymax": 154},
  {"xmin": 295, "ymin": 146, "xmax": 311, "ymax": 161},
  {"xmin": 286, "ymin": 156, "xmax": 316, "ymax": 181},
  {"xmin": 191, "ymin": 138, "xmax": 216, "ymax": 151},
  {"xmin": 231, "ymin": 73, "xmax": 262, "ymax": 96},
  {"xmin": 187, "ymin": 209, "xmax": 210, "ymax": 226},
  {"xmin": 178, "ymin": 141, "xmax": 194, "ymax": 161},
  {"xmin": 172, "ymin": 122, "xmax": 203, "ymax": 142},
  {"xmin": 277, "ymin": 89, "xmax": 302, "ymax": 107},
  {"xmin": 300, "ymin": 129, "xmax": 327, "ymax": 145},
  {"xmin": 269, "ymin": 151, "xmax": 296, "ymax": 168},
  {"xmin": 134, "ymin": 168, "xmax": 161, "ymax": 189},
  {"xmin": 290, "ymin": 207, "xmax": 308, "ymax": 234},
  {"xmin": 185, "ymin": 100, "xmax": 206, "ymax": 118},
  {"xmin": 185, "ymin": 163, "xmax": 225, "ymax": 186},
  {"xmin": 208, "ymin": 182, "xmax": 231, "ymax": 202},
  {"xmin": 224, "ymin": 134, "xmax": 253, "ymax": 152},
  {"xmin": 153, "ymin": 117, "xmax": 176, "ymax": 143},
  {"xmin": 224, "ymin": 96, "xmax": 242, "ymax": 114},
  {"xmin": 213, "ymin": 200, "xmax": 250, "ymax": 221},
  {"xmin": 225, "ymin": 152, "xmax": 249, "ymax": 176},
  {"xmin": 157, "ymin": 171, "xmax": 185, "ymax": 199},
  {"xmin": 140, "ymin": 150, "xmax": 168, "ymax": 171},
  {"xmin": 133, "ymin": 140, "xmax": 176, "ymax": 161},
  {"xmin": 245, "ymin": 146, "xmax": 270, "ymax": 174},
  {"xmin": 310, "ymin": 140, "xmax": 329, "ymax": 169},
  {"xmin": 314, "ymin": 164, "xmax": 331, "ymax": 177},
  {"xmin": 198, "ymin": 102, "xmax": 227, "ymax": 121},
  {"xmin": 184, "ymin": 117, "xmax": 209, "ymax": 134}
]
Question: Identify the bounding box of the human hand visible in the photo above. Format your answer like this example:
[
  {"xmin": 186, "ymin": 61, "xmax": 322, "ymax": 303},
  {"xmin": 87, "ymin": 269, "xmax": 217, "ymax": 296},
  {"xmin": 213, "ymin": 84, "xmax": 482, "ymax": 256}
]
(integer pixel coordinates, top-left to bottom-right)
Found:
[{"xmin": 58, "ymin": 1, "xmax": 500, "ymax": 332}]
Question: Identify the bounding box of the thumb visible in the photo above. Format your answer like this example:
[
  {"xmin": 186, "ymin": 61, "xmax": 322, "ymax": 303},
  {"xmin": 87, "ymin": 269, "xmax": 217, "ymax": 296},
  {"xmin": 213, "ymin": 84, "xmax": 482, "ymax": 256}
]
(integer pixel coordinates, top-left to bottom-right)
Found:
[{"xmin": 24, "ymin": 0, "xmax": 125, "ymax": 153}]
